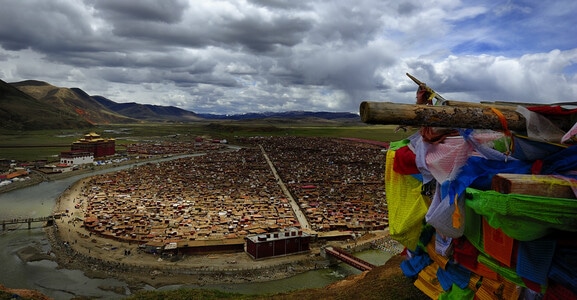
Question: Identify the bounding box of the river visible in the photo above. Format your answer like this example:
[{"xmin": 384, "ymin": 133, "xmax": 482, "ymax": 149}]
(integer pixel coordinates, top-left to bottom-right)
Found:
[{"xmin": 0, "ymin": 159, "xmax": 393, "ymax": 299}]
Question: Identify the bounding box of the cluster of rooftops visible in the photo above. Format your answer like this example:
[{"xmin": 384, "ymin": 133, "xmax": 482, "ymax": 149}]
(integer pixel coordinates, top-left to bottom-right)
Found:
[{"xmin": 77, "ymin": 136, "xmax": 388, "ymax": 250}]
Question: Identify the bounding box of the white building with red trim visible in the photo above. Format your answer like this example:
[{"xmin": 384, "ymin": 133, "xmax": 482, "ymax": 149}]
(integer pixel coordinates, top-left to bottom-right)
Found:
[{"xmin": 59, "ymin": 150, "xmax": 94, "ymax": 166}]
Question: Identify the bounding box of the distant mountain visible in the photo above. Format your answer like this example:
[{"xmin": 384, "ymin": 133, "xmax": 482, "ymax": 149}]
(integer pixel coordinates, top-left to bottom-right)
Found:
[
  {"xmin": 91, "ymin": 95, "xmax": 202, "ymax": 122},
  {"xmin": 11, "ymin": 80, "xmax": 202, "ymax": 124},
  {"xmin": 2, "ymin": 78, "xmax": 362, "ymax": 130},
  {"xmin": 198, "ymin": 111, "xmax": 361, "ymax": 122},
  {"xmin": 0, "ymin": 79, "xmax": 92, "ymax": 130},
  {"xmin": 11, "ymin": 81, "xmax": 134, "ymax": 124}
]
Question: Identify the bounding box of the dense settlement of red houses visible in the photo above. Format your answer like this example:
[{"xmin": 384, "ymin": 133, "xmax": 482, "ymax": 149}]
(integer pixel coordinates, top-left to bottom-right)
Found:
[
  {"xmin": 253, "ymin": 137, "xmax": 388, "ymax": 231},
  {"xmin": 78, "ymin": 136, "xmax": 388, "ymax": 254}
]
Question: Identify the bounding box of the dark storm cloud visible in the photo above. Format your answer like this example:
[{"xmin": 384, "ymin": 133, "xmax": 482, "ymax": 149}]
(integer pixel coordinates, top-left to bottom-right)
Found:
[
  {"xmin": 109, "ymin": 21, "xmax": 212, "ymax": 49},
  {"xmin": 188, "ymin": 74, "xmax": 239, "ymax": 88},
  {"xmin": 90, "ymin": 0, "xmax": 189, "ymax": 23},
  {"xmin": 396, "ymin": 2, "xmax": 419, "ymax": 15},
  {"xmin": 220, "ymin": 15, "xmax": 312, "ymax": 52},
  {"xmin": 248, "ymin": 0, "xmax": 311, "ymax": 10},
  {"xmin": 97, "ymin": 3, "xmax": 313, "ymax": 53},
  {"xmin": 0, "ymin": 1, "xmax": 96, "ymax": 51}
]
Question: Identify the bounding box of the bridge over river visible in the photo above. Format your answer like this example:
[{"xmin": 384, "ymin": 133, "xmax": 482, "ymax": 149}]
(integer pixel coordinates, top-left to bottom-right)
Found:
[
  {"xmin": 1, "ymin": 215, "xmax": 60, "ymax": 230},
  {"xmin": 323, "ymin": 246, "xmax": 376, "ymax": 271}
]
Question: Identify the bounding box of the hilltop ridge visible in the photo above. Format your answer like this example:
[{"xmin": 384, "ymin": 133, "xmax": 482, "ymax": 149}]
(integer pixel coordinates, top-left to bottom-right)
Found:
[{"xmin": 1, "ymin": 78, "xmax": 361, "ymax": 130}]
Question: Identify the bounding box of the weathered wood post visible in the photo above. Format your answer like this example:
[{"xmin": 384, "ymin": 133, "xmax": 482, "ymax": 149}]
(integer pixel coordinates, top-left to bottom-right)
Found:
[{"xmin": 359, "ymin": 101, "xmax": 526, "ymax": 131}]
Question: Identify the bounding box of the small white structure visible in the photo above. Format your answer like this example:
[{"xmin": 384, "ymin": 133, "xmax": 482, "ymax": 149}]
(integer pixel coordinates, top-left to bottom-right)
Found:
[
  {"xmin": 42, "ymin": 163, "xmax": 74, "ymax": 173},
  {"xmin": 53, "ymin": 163, "xmax": 73, "ymax": 173},
  {"xmin": 60, "ymin": 151, "xmax": 94, "ymax": 166}
]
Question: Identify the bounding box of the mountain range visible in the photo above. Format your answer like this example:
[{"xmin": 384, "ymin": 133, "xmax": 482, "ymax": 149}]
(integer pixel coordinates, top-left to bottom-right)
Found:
[{"xmin": 0, "ymin": 78, "xmax": 360, "ymax": 130}]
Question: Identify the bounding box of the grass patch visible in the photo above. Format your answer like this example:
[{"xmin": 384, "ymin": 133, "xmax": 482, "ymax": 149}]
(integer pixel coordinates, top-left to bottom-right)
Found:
[{"xmin": 0, "ymin": 122, "xmax": 417, "ymax": 161}]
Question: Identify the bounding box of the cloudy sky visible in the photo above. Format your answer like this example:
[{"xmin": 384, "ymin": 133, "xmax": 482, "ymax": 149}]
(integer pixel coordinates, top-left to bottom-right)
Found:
[{"xmin": 0, "ymin": 0, "xmax": 576, "ymax": 114}]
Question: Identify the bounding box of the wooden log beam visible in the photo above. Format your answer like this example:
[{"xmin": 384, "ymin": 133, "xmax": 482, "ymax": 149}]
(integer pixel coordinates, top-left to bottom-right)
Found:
[
  {"xmin": 359, "ymin": 101, "xmax": 527, "ymax": 131},
  {"xmin": 492, "ymin": 173, "xmax": 576, "ymax": 199}
]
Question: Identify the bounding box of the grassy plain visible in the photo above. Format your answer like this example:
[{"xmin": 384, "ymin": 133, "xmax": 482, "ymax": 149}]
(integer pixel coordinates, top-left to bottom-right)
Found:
[{"xmin": 0, "ymin": 121, "xmax": 416, "ymax": 162}]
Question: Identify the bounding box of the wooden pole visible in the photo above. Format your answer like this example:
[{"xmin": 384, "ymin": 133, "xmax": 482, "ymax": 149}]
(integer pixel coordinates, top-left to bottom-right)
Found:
[
  {"xmin": 359, "ymin": 101, "xmax": 527, "ymax": 131},
  {"xmin": 406, "ymin": 73, "xmax": 447, "ymax": 104}
]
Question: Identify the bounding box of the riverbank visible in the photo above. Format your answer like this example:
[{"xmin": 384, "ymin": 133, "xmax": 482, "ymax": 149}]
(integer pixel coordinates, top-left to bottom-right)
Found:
[
  {"xmin": 0, "ymin": 151, "xmax": 204, "ymax": 196},
  {"xmin": 45, "ymin": 222, "xmax": 326, "ymax": 289},
  {"xmin": 0, "ymin": 156, "xmax": 156, "ymax": 195},
  {"xmin": 43, "ymin": 221, "xmax": 398, "ymax": 293}
]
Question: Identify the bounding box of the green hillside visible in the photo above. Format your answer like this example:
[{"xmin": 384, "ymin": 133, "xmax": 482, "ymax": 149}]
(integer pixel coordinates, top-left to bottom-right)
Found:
[{"xmin": 0, "ymin": 79, "xmax": 93, "ymax": 130}]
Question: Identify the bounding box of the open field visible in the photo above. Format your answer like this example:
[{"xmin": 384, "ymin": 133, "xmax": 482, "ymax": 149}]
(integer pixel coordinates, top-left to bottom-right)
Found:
[{"xmin": 0, "ymin": 122, "xmax": 416, "ymax": 162}]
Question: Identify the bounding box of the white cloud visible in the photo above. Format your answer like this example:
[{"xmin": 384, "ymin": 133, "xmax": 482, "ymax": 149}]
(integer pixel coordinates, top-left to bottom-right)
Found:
[{"xmin": 0, "ymin": 0, "xmax": 574, "ymax": 114}]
